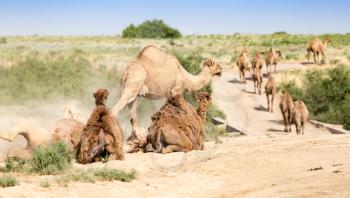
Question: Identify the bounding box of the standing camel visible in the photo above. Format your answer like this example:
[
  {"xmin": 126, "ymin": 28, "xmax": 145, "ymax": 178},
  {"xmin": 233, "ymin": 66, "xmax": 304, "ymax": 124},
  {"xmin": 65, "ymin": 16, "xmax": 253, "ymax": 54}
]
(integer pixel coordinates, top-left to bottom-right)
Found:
[
  {"xmin": 266, "ymin": 48, "xmax": 282, "ymax": 73},
  {"xmin": 111, "ymin": 45, "xmax": 222, "ymax": 152},
  {"xmin": 307, "ymin": 38, "xmax": 331, "ymax": 64},
  {"xmin": 236, "ymin": 48, "xmax": 250, "ymax": 84},
  {"xmin": 265, "ymin": 73, "xmax": 276, "ymax": 113}
]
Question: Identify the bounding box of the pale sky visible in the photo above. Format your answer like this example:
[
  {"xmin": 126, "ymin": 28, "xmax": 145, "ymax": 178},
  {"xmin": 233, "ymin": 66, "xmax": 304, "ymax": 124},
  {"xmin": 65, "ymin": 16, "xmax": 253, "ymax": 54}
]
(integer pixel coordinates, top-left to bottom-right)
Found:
[{"xmin": 0, "ymin": 0, "xmax": 349, "ymax": 35}]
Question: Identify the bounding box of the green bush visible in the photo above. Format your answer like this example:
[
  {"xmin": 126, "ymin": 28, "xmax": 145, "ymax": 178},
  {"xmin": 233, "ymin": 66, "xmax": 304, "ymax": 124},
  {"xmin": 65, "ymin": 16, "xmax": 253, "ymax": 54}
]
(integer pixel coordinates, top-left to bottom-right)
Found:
[
  {"xmin": 30, "ymin": 141, "xmax": 73, "ymax": 175},
  {"xmin": 0, "ymin": 175, "xmax": 17, "ymax": 188},
  {"xmin": 57, "ymin": 168, "xmax": 136, "ymax": 185},
  {"xmin": 0, "ymin": 37, "xmax": 7, "ymax": 44},
  {"xmin": 280, "ymin": 66, "xmax": 350, "ymax": 130},
  {"xmin": 0, "ymin": 50, "xmax": 119, "ymax": 105},
  {"xmin": 122, "ymin": 19, "xmax": 181, "ymax": 39}
]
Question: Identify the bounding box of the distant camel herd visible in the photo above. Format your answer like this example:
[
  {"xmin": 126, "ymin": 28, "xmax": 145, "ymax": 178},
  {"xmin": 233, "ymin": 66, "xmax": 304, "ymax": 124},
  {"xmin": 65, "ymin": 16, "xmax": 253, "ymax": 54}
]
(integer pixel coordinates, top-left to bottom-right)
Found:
[
  {"xmin": 0, "ymin": 38, "xmax": 328, "ymax": 163},
  {"xmin": 236, "ymin": 38, "xmax": 327, "ymax": 135}
]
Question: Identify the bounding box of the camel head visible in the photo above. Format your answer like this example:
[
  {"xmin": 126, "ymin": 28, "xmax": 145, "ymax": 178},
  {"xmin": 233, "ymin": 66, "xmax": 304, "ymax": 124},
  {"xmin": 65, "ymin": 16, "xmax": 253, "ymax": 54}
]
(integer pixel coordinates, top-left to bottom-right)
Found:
[
  {"xmin": 203, "ymin": 59, "xmax": 222, "ymax": 77},
  {"xmin": 324, "ymin": 38, "xmax": 331, "ymax": 46},
  {"xmin": 276, "ymin": 50, "xmax": 282, "ymax": 57},
  {"xmin": 195, "ymin": 92, "xmax": 211, "ymax": 112},
  {"xmin": 93, "ymin": 89, "xmax": 109, "ymax": 106}
]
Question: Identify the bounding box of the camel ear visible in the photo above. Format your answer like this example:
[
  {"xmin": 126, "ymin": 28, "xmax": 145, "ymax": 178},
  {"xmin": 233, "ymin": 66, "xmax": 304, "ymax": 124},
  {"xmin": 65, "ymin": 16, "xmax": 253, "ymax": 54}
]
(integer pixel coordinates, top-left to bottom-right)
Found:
[
  {"xmin": 203, "ymin": 59, "xmax": 213, "ymax": 68},
  {"xmin": 93, "ymin": 92, "xmax": 97, "ymax": 98}
]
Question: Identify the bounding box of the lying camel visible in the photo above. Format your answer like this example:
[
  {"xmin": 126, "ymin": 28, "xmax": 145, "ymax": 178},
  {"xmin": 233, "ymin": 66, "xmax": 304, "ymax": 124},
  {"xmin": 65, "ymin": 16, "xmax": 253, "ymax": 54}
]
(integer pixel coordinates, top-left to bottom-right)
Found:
[
  {"xmin": 279, "ymin": 92, "xmax": 295, "ymax": 132},
  {"xmin": 293, "ymin": 100, "xmax": 309, "ymax": 135},
  {"xmin": 111, "ymin": 45, "xmax": 221, "ymax": 152},
  {"xmin": 307, "ymin": 38, "xmax": 331, "ymax": 64},
  {"xmin": 236, "ymin": 48, "xmax": 250, "ymax": 84},
  {"xmin": 252, "ymin": 67, "xmax": 263, "ymax": 94},
  {"xmin": 265, "ymin": 73, "xmax": 276, "ymax": 113},
  {"xmin": 266, "ymin": 48, "xmax": 282, "ymax": 73},
  {"xmin": 76, "ymin": 89, "xmax": 124, "ymax": 164},
  {"xmin": 147, "ymin": 92, "xmax": 211, "ymax": 153},
  {"xmin": 0, "ymin": 118, "xmax": 84, "ymax": 160}
]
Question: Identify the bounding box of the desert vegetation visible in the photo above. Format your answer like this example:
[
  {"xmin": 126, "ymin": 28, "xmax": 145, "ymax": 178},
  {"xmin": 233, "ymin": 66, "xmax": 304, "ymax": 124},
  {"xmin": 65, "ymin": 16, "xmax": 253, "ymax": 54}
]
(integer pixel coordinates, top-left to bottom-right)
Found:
[
  {"xmin": 122, "ymin": 20, "xmax": 181, "ymax": 39},
  {"xmin": 278, "ymin": 66, "xmax": 350, "ymax": 130}
]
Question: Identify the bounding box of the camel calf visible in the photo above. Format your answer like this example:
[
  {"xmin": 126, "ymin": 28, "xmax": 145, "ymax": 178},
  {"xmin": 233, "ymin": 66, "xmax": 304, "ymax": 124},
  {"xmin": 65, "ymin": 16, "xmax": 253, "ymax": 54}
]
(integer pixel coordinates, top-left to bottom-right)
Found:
[
  {"xmin": 265, "ymin": 73, "xmax": 276, "ymax": 112},
  {"xmin": 293, "ymin": 100, "xmax": 309, "ymax": 135},
  {"xmin": 252, "ymin": 68, "xmax": 263, "ymax": 94},
  {"xmin": 279, "ymin": 92, "xmax": 295, "ymax": 132}
]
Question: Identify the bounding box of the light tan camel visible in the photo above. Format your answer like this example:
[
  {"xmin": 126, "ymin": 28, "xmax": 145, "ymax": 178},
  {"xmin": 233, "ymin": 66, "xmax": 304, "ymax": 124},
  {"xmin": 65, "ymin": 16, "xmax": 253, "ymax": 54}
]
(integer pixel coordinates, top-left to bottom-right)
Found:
[
  {"xmin": 307, "ymin": 38, "xmax": 331, "ymax": 64},
  {"xmin": 147, "ymin": 92, "xmax": 211, "ymax": 153},
  {"xmin": 266, "ymin": 48, "xmax": 282, "ymax": 73},
  {"xmin": 293, "ymin": 100, "xmax": 309, "ymax": 135},
  {"xmin": 265, "ymin": 73, "xmax": 276, "ymax": 113},
  {"xmin": 112, "ymin": 45, "xmax": 221, "ymax": 151},
  {"xmin": 0, "ymin": 118, "xmax": 84, "ymax": 160},
  {"xmin": 236, "ymin": 48, "xmax": 250, "ymax": 84},
  {"xmin": 279, "ymin": 92, "xmax": 295, "ymax": 132}
]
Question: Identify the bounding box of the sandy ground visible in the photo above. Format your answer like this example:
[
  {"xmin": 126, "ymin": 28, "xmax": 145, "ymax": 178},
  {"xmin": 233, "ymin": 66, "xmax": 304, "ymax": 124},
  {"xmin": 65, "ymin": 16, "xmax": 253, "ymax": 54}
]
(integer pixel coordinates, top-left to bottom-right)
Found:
[{"xmin": 1, "ymin": 64, "xmax": 350, "ymax": 197}]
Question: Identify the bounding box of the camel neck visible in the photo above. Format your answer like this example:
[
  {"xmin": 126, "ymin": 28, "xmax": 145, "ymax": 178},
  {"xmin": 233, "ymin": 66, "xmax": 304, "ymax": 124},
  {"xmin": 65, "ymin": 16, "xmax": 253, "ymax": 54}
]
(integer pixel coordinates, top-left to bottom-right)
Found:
[
  {"xmin": 183, "ymin": 68, "xmax": 212, "ymax": 92},
  {"xmin": 196, "ymin": 107, "xmax": 207, "ymax": 125}
]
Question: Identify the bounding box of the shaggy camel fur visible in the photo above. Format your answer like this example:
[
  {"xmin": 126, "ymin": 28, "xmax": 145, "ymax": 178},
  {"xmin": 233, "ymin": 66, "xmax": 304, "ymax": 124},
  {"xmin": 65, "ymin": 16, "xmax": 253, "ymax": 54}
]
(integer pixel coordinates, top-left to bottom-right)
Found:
[
  {"xmin": 0, "ymin": 118, "xmax": 84, "ymax": 160},
  {"xmin": 111, "ymin": 45, "xmax": 221, "ymax": 152},
  {"xmin": 251, "ymin": 52, "xmax": 265, "ymax": 70},
  {"xmin": 307, "ymin": 38, "xmax": 331, "ymax": 64},
  {"xmin": 266, "ymin": 48, "xmax": 282, "ymax": 73},
  {"xmin": 236, "ymin": 48, "xmax": 250, "ymax": 84},
  {"xmin": 293, "ymin": 100, "xmax": 309, "ymax": 135},
  {"xmin": 76, "ymin": 89, "xmax": 124, "ymax": 164},
  {"xmin": 252, "ymin": 66, "xmax": 263, "ymax": 94},
  {"xmin": 279, "ymin": 92, "xmax": 295, "ymax": 132},
  {"xmin": 147, "ymin": 92, "xmax": 211, "ymax": 154},
  {"xmin": 265, "ymin": 73, "xmax": 276, "ymax": 113}
]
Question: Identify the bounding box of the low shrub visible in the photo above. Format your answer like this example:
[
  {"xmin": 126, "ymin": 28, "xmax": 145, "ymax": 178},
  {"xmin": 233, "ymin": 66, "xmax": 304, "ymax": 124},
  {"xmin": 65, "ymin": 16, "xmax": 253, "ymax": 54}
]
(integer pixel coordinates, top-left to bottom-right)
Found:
[{"xmin": 0, "ymin": 175, "xmax": 17, "ymax": 188}]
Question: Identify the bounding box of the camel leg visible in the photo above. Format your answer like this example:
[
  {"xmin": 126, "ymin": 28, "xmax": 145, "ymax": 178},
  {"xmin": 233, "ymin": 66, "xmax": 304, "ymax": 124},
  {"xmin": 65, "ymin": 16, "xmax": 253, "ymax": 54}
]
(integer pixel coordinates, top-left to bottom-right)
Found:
[
  {"xmin": 271, "ymin": 94, "xmax": 274, "ymax": 113},
  {"xmin": 307, "ymin": 50, "xmax": 311, "ymax": 62},
  {"xmin": 0, "ymin": 131, "xmax": 19, "ymax": 142},
  {"xmin": 266, "ymin": 94, "xmax": 270, "ymax": 112},
  {"xmin": 161, "ymin": 145, "xmax": 190, "ymax": 154},
  {"xmin": 321, "ymin": 51, "xmax": 325, "ymax": 64},
  {"xmin": 111, "ymin": 63, "xmax": 146, "ymax": 118},
  {"xmin": 128, "ymin": 99, "xmax": 148, "ymax": 146},
  {"xmin": 282, "ymin": 112, "xmax": 288, "ymax": 132},
  {"xmin": 313, "ymin": 52, "xmax": 317, "ymax": 64},
  {"xmin": 253, "ymin": 81, "xmax": 256, "ymax": 94}
]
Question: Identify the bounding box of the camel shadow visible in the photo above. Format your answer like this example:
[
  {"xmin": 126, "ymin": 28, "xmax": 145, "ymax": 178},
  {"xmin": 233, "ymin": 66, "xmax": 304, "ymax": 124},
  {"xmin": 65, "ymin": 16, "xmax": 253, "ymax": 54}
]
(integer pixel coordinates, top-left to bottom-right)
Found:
[
  {"xmin": 267, "ymin": 128, "xmax": 285, "ymax": 133},
  {"xmin": 244, "ymin": 90, "xmax": 256, "ymax": 94},
  {"xmin": 301, "ymin": 62, "xmax": 314, "ymax": 65},
  {"xmin": 268, "ymin": 119, "xmax": 284, "ymax": 124},
  {"xmin": 228, "ymin": 79, "xmax": 241, "ymax": 84},
  {"xmin": 254, "ymin": 105, "xmax": 267, "ymax": 112}
]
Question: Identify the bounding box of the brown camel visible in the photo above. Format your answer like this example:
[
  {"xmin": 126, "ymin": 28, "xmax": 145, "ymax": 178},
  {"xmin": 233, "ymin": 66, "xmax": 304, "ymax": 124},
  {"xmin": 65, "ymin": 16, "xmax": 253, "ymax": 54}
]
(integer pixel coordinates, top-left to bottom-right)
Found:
[
  {"xmin": 252, "ymin": 67, "xmax": 263, "ymax": 95},
  {"xmin": 307, "ymin": 38, "xmax": 331, "ymax": 64},
  {"xmin": 251, "ymin": 52, "xmax": 265, "ymax": 70},
  {"xmin": 279, "ymin": 92, "xmax": 295, "ymax": 132},
  {"xmin": 76, "ymin": 89, "xmax": 124, "ymax": 164},
  {"xmin": 236, "ymin": 48, "xmax": 250, "ymax": 84},
  {"xmin": 293, "ymin": 100, "xmax": 309, "ymax": 135},
  {"xmin": 111, "ymin": 45, "xmax": 221, "ymax": 152},
  {"xmin": 147, "ymin": 92, "xmax": 211, "ymax": 154},
  {"xmin": 266, "ymin": 48, "xmax": 282, "ymax": 73},
  {"xmin": 265, "ymin": 73, "xmax": 276, "ymax": 113}
]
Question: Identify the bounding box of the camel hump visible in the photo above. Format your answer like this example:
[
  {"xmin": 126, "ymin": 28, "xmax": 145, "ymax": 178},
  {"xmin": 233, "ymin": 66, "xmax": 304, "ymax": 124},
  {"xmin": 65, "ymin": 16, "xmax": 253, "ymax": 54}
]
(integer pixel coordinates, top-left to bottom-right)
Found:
[{"xmin": 138, "ymin": 45, "xmax": 165, "ymax": 59}]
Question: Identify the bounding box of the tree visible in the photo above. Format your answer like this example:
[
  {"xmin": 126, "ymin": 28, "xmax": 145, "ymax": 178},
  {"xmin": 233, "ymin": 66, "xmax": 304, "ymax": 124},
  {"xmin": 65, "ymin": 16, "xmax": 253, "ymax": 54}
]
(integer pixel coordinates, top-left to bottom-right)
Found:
[{"xmin": 122, "ymin": 20, "xmax": 181, "ymax": 39}]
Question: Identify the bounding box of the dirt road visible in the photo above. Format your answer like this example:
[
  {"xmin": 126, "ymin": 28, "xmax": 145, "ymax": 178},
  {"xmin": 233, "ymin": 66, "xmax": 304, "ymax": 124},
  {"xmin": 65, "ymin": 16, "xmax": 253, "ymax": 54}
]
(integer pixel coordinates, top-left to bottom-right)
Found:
[{"xmin": 1, "ymin": 64, "xmax": 350, "ymax": 197}]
